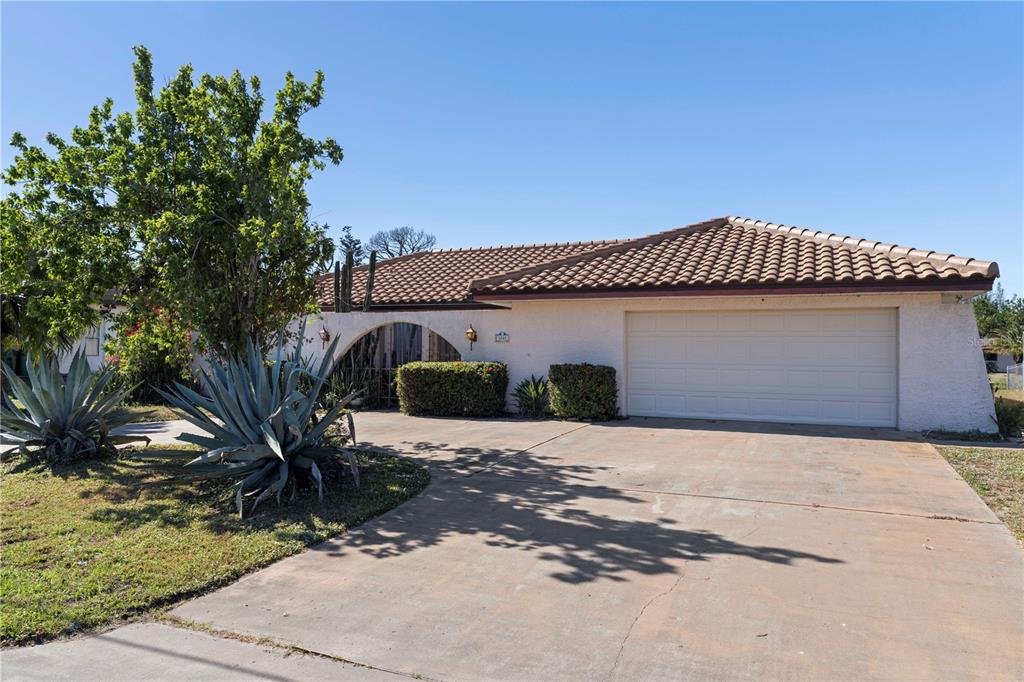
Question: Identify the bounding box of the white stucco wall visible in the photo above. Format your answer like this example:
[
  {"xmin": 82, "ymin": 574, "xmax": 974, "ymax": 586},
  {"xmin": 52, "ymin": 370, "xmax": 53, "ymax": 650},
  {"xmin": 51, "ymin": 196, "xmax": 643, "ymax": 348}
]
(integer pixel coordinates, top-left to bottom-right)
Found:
[
  {"xmin": 298, "ymin": 291, "xmax": 997, "ymax": 433},
  {"xmin": 57, "ymin": 307, "xmax": 123, "ymax": 373}
]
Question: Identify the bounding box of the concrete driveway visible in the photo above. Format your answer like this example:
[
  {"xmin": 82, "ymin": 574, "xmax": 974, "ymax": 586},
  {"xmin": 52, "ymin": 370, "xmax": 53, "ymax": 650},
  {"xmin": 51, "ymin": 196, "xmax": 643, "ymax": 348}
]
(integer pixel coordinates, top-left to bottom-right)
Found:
[
  {"xmin": 164, "ymin": 412, "xmax": 1022, "ymax": 681},
  {"xmin": 8, "ymin": 413, "xmax": 1022, "ymax": 681}
]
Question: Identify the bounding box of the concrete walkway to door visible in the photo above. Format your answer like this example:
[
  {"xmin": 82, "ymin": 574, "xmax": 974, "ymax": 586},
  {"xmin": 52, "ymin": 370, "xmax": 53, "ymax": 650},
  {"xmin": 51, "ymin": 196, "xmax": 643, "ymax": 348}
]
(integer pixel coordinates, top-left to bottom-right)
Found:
[{"xmin": 6, "ymin": 412, "xmax": 1023, "ymax": 681}]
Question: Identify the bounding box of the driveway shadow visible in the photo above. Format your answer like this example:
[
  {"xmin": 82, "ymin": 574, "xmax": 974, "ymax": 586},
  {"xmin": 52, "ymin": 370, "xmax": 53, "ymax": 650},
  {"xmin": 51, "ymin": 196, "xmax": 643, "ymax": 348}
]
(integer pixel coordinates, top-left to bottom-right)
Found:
[
  {"xmin": 602, "ymin": 416, "xmax": 921, "ymax": 442},
  {"xmin": 324, "ymin": 448, "xmax": 843, "ymax": 584}
]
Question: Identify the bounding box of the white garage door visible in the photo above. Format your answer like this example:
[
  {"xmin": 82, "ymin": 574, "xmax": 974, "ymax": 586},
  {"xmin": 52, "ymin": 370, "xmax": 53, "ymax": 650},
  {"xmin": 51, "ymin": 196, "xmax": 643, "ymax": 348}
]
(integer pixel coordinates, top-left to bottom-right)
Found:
[{"xmin": 626, "ymin": 309, "xmax": 898, "ymax": 427}]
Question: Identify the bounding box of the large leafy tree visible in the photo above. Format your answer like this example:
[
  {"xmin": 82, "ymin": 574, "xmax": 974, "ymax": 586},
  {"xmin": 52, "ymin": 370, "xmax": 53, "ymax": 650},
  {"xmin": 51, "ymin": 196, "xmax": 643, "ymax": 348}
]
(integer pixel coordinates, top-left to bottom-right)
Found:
[
  {"xmin": 1, "ymin": 102, "xmax": 133, "ymax": 355},
  {"xmin": 2, "ymin": 46, "xmax": 342, "ymax": 358}
]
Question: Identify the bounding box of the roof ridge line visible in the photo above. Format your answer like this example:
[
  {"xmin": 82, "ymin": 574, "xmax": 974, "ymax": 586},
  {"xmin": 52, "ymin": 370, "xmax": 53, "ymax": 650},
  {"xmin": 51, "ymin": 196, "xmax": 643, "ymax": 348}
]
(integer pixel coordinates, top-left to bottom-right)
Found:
[
  {"xmin": 727, "ymin": 216, "xmax": 999, "ymax": 278},
  {"xmin": 434, "ymin": 237, "xmax": 624, "ymax": 254},
  {"xmin": 315, "ymin": 238, "xmax": 631, "ymax": 280},
  {"xmin": 467, "ymin": 217, "xmax": 730, "ymax": 294}
]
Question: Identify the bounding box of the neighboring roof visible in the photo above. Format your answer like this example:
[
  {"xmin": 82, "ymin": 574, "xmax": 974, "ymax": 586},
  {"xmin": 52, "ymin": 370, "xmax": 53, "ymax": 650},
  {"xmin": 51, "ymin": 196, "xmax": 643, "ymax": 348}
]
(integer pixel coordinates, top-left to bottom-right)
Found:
[{"xmin": 316, "ymin": 216, "xmax": 998, "ymax": 308}]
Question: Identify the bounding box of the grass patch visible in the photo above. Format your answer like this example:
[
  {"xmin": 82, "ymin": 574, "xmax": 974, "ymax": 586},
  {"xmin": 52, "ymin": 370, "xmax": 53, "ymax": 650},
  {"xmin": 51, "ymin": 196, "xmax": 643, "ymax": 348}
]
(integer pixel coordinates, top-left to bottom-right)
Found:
[
  {"xmin": 111, "ymin": 404, "xmax": 187, "ymax": 423},
  {"xmin": 939, "ymin": 446, "xmax": 1023, "ymax": 545},
  {"xmin": 999, "ymin": 389, "xmax": 1024, "ymax": 406},
  {"xmin": 0, "ymin": 447, "xmax": 429, "ymax": 646}
]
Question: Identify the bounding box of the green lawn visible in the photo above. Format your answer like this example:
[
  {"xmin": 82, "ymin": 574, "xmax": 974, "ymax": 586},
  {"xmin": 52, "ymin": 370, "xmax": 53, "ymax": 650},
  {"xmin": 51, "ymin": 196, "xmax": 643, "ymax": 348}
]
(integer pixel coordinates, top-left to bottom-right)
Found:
[
  {"xmin": 939, "ymin": 446, "xmax": 1023, "ymax": 545},
  {"xmin": 0, "ymin": 448, "xmax": 429, "ymax": 646}
]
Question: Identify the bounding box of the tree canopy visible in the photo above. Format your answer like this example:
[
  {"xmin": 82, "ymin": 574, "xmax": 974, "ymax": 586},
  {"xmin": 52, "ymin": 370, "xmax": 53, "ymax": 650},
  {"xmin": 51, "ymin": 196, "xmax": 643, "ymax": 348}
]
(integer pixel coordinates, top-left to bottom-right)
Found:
[
  {"xmin": 338, "ymin": 225, "xmax": 366, "ymax": 265},
  {"xmin": 975, "ymin": 283, "xmax": 1023, "ymax": 361},
  {"xmin": 2, "ymin": 46, "xmax": 343, "ymax": 357},
  {"xmin": 368, "ymin": 226, "xmax": 436, "ymax": 258}
]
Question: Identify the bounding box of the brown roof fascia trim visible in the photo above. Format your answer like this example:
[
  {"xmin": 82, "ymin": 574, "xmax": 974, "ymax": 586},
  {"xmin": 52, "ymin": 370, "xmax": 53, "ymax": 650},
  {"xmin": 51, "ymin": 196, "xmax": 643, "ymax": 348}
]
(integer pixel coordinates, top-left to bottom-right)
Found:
[
  {"xmin": 471, "ymin": 279, "xmax": 994, "ymax": 302},
  {"xmin": 467, "ymin": 217, "xmax": 729, "ymax": 293},
  {"xmin": 319, "ymin": 302, "xmax": 503, "ymax": 313}
]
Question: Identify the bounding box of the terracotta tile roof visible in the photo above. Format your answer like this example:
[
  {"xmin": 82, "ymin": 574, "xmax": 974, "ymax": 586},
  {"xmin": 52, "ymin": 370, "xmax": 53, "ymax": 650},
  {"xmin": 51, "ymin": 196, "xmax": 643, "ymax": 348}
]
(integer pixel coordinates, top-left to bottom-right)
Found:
[
  {"xmin": 315, "ymin": 239, "xmax": 624, "ymax": 308},
  {"xmin": 469, "ymin": 217, "xmax": 998, "ymax": 297},
  {"xmin": 316, "ymin": 216, "xmax": 998, "ymax": 308}
]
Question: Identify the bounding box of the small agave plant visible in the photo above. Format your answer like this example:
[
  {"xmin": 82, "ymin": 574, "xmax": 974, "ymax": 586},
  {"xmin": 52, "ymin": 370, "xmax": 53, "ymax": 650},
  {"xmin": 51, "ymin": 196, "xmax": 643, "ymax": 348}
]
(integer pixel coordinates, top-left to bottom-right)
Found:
[
  {"xmin": 513, "ymin": 375, "xmax": 550, "ymax": 418},
  {"xmin": 0, "ymin": 350, "xmax": 149, "ymax": 463},
  {"xmin": 155, "ymin": 332, "xmax": 360, "ymax": 518}
]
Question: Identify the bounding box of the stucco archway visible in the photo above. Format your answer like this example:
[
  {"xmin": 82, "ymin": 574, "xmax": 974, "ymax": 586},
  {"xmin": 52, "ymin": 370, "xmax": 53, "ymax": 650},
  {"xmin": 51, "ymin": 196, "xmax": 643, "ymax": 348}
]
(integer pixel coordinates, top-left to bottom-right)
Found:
[{"xmin": 298, "ymin": 315, "xmax": 464, "ymax": 407}]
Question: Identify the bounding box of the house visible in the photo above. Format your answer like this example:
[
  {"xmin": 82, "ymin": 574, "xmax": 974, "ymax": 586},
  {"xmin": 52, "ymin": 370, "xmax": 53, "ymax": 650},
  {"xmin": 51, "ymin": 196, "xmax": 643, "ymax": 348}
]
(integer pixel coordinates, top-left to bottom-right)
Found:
[
  {"xmin": 980, "ymin": 338, "xmax": 1016, "ymax": 373},
  {"xmin": 305, "ymin": 216, "xmax": 1000, "ymax": 432}
]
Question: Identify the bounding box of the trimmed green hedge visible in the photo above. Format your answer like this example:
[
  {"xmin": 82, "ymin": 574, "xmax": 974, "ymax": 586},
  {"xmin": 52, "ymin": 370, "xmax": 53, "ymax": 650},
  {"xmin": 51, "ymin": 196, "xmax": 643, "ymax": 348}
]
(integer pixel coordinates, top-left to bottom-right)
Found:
[
  {"xmin": 548, "ymin": 363, "xmax": 618, "ymax": 421},
  {"xmin": 396, "ymin": 361, "xmax": 508, "ymax": 416}
]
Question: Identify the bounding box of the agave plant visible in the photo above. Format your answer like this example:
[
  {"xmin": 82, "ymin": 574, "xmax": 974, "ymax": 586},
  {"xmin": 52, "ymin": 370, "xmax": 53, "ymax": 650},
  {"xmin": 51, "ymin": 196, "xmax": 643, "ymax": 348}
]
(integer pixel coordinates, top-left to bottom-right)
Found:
[
  {"xmin": 155, "ymin": 332, "xmax": 360, "ymax": 518},
  {"xmin": 0, "ymin": 350, "xmax": 149, "ymax": 463},
  {"xmin": 513, "ymin": 375, "xmax": 550, "ymax": 418}
]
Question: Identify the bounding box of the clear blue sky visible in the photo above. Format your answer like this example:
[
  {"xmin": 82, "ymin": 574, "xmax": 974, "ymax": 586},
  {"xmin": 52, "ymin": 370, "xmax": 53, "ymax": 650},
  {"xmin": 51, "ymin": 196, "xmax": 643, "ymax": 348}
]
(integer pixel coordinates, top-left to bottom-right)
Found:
[{"xmin": 3, "ymin": 2, "xmax": 1022, "ymax": 293}]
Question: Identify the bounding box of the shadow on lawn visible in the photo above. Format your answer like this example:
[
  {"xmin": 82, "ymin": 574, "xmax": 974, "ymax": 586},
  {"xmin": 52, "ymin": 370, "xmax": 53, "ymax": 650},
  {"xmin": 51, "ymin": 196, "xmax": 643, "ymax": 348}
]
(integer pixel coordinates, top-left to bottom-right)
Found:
[
  {"xmin": 320, "ymin": 443, "xmax": 843, "ymax": 584},
  {"xmin": 76, "ymin": 454, "xmax": 425, "ymax": 539}
]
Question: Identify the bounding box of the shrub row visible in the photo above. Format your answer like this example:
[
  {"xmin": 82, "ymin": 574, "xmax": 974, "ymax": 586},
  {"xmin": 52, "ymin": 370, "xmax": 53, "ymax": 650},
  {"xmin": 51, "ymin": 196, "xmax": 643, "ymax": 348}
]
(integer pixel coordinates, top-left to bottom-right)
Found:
[
  {"xmin": 396, "ymin": 361, "xmax": 508, "ymax": 416},
  {"xmin": 396, "ymin": 360, "xmax": 619, "ymax": 421}
]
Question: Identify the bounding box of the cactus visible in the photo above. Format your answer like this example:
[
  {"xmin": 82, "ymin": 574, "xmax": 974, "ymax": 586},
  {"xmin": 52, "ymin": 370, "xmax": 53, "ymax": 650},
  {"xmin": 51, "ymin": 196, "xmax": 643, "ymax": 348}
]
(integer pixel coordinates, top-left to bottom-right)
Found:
[
  {"xmin": 362, "ymin": 251, "xmax": 377, "ymax": 312},
  {"xmin": 333, "ymin": 261, "xmax": 341, "ymax": 312},
  {"xmin": 341, "ymin": 249, "xmax": 354, "ymax": 312}
]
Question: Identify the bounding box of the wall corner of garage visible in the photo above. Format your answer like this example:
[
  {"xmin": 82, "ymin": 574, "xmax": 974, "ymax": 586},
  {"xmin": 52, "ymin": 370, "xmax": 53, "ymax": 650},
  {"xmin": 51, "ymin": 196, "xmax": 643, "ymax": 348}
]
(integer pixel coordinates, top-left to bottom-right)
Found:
[{"xmin": 896, "ymin": 298, "xmax": 997, "ymax": 433}]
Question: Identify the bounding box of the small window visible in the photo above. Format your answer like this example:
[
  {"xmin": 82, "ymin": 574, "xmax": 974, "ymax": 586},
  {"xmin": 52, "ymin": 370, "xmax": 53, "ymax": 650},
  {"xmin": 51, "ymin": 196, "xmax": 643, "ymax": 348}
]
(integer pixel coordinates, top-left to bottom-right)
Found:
[{"xmin": 84, "ymin": 325, "xmax": 101, "ymax": 357}]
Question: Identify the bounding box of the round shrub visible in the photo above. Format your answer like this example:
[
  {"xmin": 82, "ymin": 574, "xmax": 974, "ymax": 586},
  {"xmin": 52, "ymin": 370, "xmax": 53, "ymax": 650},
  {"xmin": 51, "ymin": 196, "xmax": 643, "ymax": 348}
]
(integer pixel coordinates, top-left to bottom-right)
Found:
[
  {"xmin": 548, "ymin": 363, "xmax": 618, "ymax": 421},
  {"xmin": 396, "ymin": 361, "xmax": 508, "ymax": 416}
]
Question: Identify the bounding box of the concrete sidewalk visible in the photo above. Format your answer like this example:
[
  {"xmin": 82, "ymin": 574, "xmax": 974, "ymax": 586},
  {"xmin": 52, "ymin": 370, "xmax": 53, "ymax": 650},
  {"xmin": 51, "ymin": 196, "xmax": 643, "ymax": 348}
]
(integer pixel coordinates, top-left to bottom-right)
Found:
[
  {"xmin": 2, "ymin": 623, "xmax": 401, "ymax": 681},
  {"xmin": 113, "ymin": 418, "xmax": 196, "ymax": 444},
  {"xmin": 1, "ymin": 419, "xmax": 195, "ymax": 454}
]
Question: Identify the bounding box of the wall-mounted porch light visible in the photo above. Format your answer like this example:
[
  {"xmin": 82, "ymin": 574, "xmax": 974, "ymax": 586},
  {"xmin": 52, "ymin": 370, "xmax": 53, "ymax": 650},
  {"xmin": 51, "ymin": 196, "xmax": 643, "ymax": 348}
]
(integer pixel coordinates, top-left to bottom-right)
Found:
[{"xmin": 465, "ymin": 324, "xmax": 478, "ymax": 350}]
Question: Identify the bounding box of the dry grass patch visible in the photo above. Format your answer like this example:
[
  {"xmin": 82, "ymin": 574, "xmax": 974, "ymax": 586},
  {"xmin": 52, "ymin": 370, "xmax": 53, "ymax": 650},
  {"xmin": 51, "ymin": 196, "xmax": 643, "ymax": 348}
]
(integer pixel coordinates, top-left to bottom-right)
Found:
[{"xmin": 939, "ymin": 446, "xmax": 1023, "ymax": 544}]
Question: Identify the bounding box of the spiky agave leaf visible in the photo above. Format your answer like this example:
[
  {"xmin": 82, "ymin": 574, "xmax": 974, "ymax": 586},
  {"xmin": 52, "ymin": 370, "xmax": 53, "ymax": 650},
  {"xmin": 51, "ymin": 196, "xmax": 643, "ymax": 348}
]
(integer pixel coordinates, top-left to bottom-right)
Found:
[
  {"xmin": 0, "ymin": 350, "xmax": 149, "ymax": 463},
  {"xmin": 149, "ymin": 325, "xmax": 362, "ymax": 518}
]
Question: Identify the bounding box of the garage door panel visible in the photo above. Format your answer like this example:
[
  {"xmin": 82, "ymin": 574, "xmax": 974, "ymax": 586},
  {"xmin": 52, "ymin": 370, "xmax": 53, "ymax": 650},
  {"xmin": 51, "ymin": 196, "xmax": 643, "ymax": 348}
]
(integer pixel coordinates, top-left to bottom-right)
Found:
[
  {"xmin": 626, "ymin": 309, "xmax": 897, "ymax": 427},
  {"xmin": 750, "ymin": 368, "xmax": 788, "ymax": 387},
  {"xmin": 788, "ymin": 370, "xmax": 821, "ymax": 389},
  {"xmin": 857, "ymin": 339, "xmax": 897, "ymax": 364},
  {"xmin": 853, "ymin": 310, "xmax": 896, "ymax": 332},
  {"xmin": 784, "ymin": 312, "xmax": 822, "ymax": 333},
  {"xmin": 858, "ymin": 371, "xmax": 896, "ymax": 393},
  {"xmin": 749, "ymin": 314, "xmax": 786, "ymax": 333},
  {"xmin": 686, "ymin": 313, "xmax": 719, "ymax": 332},
  {"xmin": 718, "ymin": 314, "xmax": 752, "ymax": 332},
  {"xmin": 716, "ymin": 340, "xmax": 748, "ymax": 363},
  {"xmin": 860, "ymin": 402, "xmax": 897, "ymax": 423}
]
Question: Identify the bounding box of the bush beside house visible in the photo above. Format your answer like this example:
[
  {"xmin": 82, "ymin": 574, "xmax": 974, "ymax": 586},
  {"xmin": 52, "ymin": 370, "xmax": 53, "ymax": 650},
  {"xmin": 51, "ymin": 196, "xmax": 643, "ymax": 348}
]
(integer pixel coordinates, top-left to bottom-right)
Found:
[
  {"xmin": 396, "ymin": 361, "xmax": 508, "ymax": 416},
  {"xmin": 548, "ymin": 363, "xmax": 618, "ymax": 421}
]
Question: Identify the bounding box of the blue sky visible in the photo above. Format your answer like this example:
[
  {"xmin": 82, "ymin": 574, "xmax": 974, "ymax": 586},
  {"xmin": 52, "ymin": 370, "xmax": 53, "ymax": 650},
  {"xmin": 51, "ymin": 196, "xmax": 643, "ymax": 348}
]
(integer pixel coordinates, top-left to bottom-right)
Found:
[{"xmin": 3, "ymin": 2, "xmax": 1022, "ymax": 293}]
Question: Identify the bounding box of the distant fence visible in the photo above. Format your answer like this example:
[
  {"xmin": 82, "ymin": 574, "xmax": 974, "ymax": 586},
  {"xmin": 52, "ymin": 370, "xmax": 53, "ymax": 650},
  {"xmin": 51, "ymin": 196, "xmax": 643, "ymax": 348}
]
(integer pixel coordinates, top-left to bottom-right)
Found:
[{"xmin": 1009, "ymin": 364, "xmax": 1023, "ymax": 391}]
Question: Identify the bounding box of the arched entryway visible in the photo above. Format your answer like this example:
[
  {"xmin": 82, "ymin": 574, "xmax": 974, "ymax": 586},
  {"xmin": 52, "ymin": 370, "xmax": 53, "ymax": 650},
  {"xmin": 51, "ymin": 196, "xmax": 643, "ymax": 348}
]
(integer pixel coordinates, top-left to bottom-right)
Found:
[{"xmin": 333, "ymin": 323, "xmax": 461, "ymax": 407}]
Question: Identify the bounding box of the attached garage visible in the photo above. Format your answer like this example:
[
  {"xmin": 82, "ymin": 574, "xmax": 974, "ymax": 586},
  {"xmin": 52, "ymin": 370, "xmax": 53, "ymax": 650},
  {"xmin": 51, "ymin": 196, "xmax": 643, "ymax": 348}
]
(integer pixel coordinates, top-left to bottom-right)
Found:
[{"xmin": 626, "ymin": 309, "xmax": 898, "ymax": 427}]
